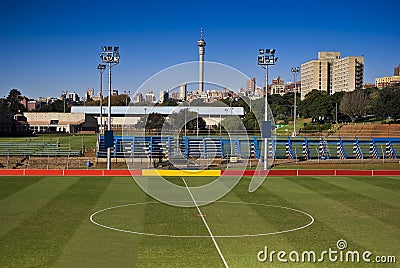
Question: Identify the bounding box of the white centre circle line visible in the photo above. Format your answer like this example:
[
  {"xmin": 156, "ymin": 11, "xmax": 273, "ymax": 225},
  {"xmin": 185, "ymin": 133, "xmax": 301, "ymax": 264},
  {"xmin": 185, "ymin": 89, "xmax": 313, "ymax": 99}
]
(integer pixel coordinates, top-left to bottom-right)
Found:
[{"xmin": 89, "ymin": 201, "xmax": 314, "ymax": 238}]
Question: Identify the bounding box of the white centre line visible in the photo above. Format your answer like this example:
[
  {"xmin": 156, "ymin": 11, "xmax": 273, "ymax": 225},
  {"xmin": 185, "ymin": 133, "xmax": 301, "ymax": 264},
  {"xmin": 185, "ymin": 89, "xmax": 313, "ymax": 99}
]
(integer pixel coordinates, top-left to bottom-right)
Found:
[{"xmin": 181, "ymin": 177, "xmax": 229, "ymax": 268}]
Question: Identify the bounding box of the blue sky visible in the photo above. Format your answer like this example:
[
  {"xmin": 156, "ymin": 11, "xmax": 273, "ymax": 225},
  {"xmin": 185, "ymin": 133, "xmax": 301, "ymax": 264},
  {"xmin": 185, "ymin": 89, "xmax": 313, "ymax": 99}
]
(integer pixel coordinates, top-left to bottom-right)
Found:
[{"xmin": 1, "ymin": 0, "xmax": 399, "ymax": 99}]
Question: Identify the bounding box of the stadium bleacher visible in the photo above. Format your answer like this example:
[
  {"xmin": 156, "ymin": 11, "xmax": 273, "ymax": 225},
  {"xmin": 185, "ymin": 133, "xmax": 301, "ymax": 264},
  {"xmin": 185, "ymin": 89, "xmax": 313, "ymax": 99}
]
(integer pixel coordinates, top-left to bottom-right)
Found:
[
  {"xmin": 96, "ymin": 135, "xmax": 400, "ymax": 163},
  {"xmin": 0, "ymin": 141, "xmax": 82, "ymax": 157},
  {"xmin": 0, "ymin": 141, "xmax": 82, "ymax": 169},
  {"xmin": 2, "ymin": 133, "xmax": 399, "ymax": 169}
]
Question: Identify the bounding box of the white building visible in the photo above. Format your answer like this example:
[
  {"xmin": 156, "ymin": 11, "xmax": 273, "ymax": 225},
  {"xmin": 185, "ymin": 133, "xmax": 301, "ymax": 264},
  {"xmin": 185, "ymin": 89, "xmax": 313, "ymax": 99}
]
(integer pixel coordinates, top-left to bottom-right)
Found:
[
  {"xmin": 24, "ymin": 112, "xmax": 97, "ymax": 133},
  {"xmin": 71, "ymin": 106, "xmax": 244, "ymax": 129},
  {"xmin": 68, "ymin": 92, "xmax": 80, "ymax": 102},
  {"xmin": 145, "ymin": 91, "xmax": 156, "ymax": 103}
]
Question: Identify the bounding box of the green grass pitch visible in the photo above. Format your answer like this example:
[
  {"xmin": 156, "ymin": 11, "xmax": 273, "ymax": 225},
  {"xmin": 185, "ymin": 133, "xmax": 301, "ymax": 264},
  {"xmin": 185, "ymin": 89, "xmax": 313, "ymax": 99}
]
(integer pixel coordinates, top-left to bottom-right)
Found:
[{"xmin": 0, "ymin": 175, "xmax": 399, "ymax": 267}]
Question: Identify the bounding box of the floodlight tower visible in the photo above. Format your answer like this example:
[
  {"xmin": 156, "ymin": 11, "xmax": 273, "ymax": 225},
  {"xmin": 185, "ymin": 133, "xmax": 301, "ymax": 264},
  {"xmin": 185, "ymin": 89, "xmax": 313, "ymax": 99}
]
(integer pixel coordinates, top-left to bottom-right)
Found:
[
  {"xmin": 100, "ymin": 46, "xmax": 120, "ymax": 170},
  {"xmin": 197, "ymin": 28, "xmax": 206, "ymax": 94},
  {"xmin": 291, "ymin": 67, "xmax": 300, "ymax": 137},
  {"xmin": 257, "ymin": 48, "xmax": 278, "ymax": 170},
  {"xmin": 97, "ymin": 64, "xmax": 106, "ymax": 133}
]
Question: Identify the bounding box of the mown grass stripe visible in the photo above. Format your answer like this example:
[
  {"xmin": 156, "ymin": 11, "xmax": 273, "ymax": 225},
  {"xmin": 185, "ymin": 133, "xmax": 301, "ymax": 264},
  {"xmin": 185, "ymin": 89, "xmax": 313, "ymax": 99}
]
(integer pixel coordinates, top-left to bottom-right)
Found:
[
  {"xmin": 273, "ymin": 177, "xmax": 399, "ymax": 257},
  {"xmin": 137, "ymin": 197, "xmax": 222, "ymax": 266},
  {"xmin": 215, "ymin": 178, "xmax": 313, "ymax": 266},
  {"xmin": 0, "ymin": 176, "xmax": 43, "ymax": 200},
  {"xmin": 0, "ymin": 177, "xmax": 112, "ymax": 267},
  {"xmin": 0, "ymin": 177, "xmax": 78, "ymax": 238},
  {"xmin": 55, "ymin": 177, "xmax": 148, "ymax": 267},
  {"xmin": 294, "ymin": 177, "xmax": 400, "ymax": 229},
  {"xmin": 319, "ymin": 176, "xmax": 400, "ymax": 208},
  {"xmin": 351, "ymin": 176, "xmax": 400, "ymax": 193},
  {"xmin": 205, "ymin": 177, "xmax": 367, "ymax": 267},
  {"xmin": 258, "ymin": 178, "xmax": 368, "ymax": 250}
]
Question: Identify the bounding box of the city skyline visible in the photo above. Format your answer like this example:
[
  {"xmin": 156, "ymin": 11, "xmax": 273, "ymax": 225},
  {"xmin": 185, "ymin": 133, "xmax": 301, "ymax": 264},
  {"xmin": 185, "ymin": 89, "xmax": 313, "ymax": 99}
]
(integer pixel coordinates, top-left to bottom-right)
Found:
[{"xmin": 0, "ymin": 0, "xmax": 399, "ymax": 99}]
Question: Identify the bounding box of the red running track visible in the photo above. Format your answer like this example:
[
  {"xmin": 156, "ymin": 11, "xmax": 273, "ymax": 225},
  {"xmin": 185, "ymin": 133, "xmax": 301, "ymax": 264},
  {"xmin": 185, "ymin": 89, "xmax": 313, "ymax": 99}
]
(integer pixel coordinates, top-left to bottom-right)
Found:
[{"xmin": 0, "ymin": 169, "xmax": 399, "ymax": 177}]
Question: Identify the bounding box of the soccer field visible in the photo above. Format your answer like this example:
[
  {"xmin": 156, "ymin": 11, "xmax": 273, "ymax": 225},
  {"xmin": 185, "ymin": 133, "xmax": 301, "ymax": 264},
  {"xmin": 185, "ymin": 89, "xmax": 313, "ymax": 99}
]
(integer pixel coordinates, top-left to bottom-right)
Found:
[{"xmin": 0, "ymin": 175, "xmax": 399, "ymax": 267}]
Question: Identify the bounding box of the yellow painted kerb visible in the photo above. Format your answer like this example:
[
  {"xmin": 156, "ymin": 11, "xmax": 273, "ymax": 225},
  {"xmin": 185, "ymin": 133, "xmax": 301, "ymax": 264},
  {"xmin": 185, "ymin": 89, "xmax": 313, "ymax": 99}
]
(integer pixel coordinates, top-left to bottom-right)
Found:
[{"xmin": 141, "ymin": 170, "xmax": 221, "ymax": 177}]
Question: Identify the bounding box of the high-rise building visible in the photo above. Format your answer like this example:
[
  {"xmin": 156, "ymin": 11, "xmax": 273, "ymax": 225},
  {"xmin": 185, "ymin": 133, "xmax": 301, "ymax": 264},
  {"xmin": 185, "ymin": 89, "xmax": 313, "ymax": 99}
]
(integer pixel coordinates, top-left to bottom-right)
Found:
[
  {"xmin": 246, "ymin": 78, "xmax": 256, "ymax": 96},
  {"xmin": 394, "ymin": 64, "xmax": 400, "ymax": 76},
  {"xmin": 317, "ymin": 52, "xmax": 340, "ymax": 61},
  {"xmin": 84, "ymin": 88, "xmax": 94, "ymax": 101},
  {"xmin": 332, "ymin": 56, "xmax": 364, "ymax": 94},
  {"xmin": 270, "ymin": 76, "xmax": 285, "ymax": 95},
  {"xmin": 133, "ymin": 92, "xmax": 144, "ymax": 103},
  {"xmin": 301, "ymin": 60, "xmax": 330, "ymax": 99},
  {"xmin": 285, "ymin": 81, "xmax": 301, "ymax": 94},
  {"xmin": 300, "ymin": 52, "xmax": 364, "ymax": 99},
  {"xmin": 68, "ymin": 92, "xmax": 79, "ymax": 102},
  {"xmin": 159, "ymin": 90, "xmax": 169, "ymax": 103},
  {"xmin": 178, "ymin": 83, "xmax": 187, "ymax": 101},
  {"xmin": 145, "ymin": 91, "xmax": 155, "ymax": 103}
]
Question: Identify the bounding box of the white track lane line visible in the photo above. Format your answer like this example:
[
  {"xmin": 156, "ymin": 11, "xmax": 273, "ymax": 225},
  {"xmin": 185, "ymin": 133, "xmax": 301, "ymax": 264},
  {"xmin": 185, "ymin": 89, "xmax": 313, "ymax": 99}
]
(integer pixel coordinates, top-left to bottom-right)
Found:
[{"xmin": 181, "ymin": 178, "xmax": 229, "ymax": 268}]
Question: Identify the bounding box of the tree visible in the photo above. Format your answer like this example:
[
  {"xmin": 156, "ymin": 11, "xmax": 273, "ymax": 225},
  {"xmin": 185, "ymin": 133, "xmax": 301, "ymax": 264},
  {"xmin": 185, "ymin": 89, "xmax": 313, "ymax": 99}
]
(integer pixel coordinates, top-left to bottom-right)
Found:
[
  {"xmin": 298, "ymin": 89, "xmax": 335, "ymax": 120},
  {"xmin": 372, "ymin": 86, "xmax": 400, "ymax": 122},
  {"xmin": 0, "ymin": 98, "xmax": 9, "ymax": 112},
  {"xmin": 220, "ymin": 97, "xmax": 250, "ymax": 113},
  {"xmin": 159, "ymin": 98, "xmax": 178, "ymax": 106},
  {"xmin": 5, "ymin": 89, "xmax": 26, "ymax": 113},
  {"xmin": 339, "ymin": 90, "xmax": 369, "ymax": 122},
  {"xmin": 219, "ymin": 116, "xmax": 247, "ymax": 132},
  {"xmin": 36, "ymin": 99, "xmax": 68, "ymax": 112},
  {"xmin": 167, "ymin": 109, "xmax": 206, "ymax": 134},
  {"xmin": 134, "ymin": 113, "xmax": 166, "ymax": 131},
  {"xmin": 268, "ymin": 93, "xmax": 294, "ymax": 120},
  {"xmin": 190, "ymin": 98, "xmax": 208, "ymax": 106},
  {"xmin": 242, "ymin": 111, "xmax": 259, "ymax": 131},
  {"xmin": 103, "ymin": 94, "xmax": 130, "ymax": 106}
]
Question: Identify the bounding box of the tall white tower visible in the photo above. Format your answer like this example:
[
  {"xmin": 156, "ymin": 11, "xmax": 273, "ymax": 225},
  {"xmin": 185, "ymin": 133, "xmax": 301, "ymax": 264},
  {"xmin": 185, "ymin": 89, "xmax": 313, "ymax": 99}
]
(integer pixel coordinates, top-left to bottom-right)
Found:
[{"xmin": 197, "ymin": 28, "xmax": 206, "ymax": 94}]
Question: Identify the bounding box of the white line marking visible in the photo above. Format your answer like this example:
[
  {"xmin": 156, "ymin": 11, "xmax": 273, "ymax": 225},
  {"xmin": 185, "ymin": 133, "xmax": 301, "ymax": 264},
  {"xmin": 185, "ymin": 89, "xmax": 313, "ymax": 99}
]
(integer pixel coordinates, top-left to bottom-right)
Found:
[
  {"xmin": 182, "ymin": 178, "xmax": 229, "ymax": 268},
  {"xmin": 89, "ymin": 201, "xmax": 315, "ymax": 238}
]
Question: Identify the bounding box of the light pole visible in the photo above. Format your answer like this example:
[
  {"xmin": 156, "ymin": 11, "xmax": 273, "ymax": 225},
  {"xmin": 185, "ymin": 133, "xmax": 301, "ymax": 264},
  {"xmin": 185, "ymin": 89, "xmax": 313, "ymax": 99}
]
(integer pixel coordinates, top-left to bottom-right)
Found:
[
  {"xmin": 291, "ymin": 67, "xmax": 299, "ymax": 137},
  {"xmin": 219, "ymin": 113, "xmax": 222, "ymax": 136},
  {"xmin": 335, "ymin": 102, "xmax": 338, "ymax": 124},
  {"xmin": 97, "ymin": 64, "xmax": 106, "ymax": 134},
  {"xmin": 258, "ymin": 48, "xmax": 277, "ymax": 170},
  {"xmin": 124, "ymin": 90, "xmax": 131, "ymax": 106},
  {"xmin": 62, "ymin": 91, "xmax": 68, "ymax": 113},
  {"xmin": 196, "ymin": 108, "xmax": 199, "ymax": 138},
  {"xmin": 144, "ymin": 107, "xmax": 147, "ymax": 134},
  {"xmin": 184, "ymin": 108, "xmax": 187, "ymax": 136},
  {"xmin": 100, "ymin": 46, "xmax": 120, "ymax": 170}
]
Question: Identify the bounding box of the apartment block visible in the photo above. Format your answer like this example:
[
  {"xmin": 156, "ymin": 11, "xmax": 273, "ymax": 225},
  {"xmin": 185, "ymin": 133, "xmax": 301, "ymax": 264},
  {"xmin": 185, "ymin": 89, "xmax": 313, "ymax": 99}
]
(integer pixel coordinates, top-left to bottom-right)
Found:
[
  {"xmin": 300, "ymin": 60, "xmax": 330, "ymax": 99},
  {"xmin": 246, "ymin": 78, "xmax": 256, "ymax": 96},
  {"xmin": 270, "ymin": 76, "xmax": 285, "ymax": 95},
  {"xmin": 332, "ymin": 56, "xmax": 364, "ymax": 94},
  {"xmin": 300, "ymin": 52, "xmax": 364, "ymax": 99},
  {"xmin": 394, "ymin": 64, "xmax": 400, "ymax": 76},
  {"xmin": 375, "ymin": 76, "xmax": 400, "ymax": 89}
]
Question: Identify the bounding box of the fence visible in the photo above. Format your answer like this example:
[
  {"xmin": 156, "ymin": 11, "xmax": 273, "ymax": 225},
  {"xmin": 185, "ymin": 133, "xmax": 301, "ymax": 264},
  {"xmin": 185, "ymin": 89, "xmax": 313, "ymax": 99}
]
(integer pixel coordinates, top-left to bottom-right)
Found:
[{"xmin": 96, "ymin": 135, "xmax": 400, "ymax": 163}]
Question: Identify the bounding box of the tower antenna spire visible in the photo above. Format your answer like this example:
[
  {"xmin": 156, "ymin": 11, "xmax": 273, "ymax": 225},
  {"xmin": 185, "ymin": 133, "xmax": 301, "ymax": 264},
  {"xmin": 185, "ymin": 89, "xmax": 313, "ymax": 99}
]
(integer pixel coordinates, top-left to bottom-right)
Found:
[{"xmin": 197, "ymin": 28, "xmax": 206, "ymax": 94}]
